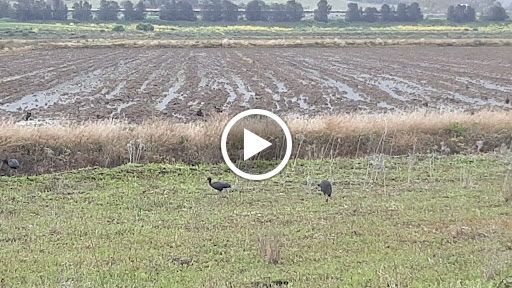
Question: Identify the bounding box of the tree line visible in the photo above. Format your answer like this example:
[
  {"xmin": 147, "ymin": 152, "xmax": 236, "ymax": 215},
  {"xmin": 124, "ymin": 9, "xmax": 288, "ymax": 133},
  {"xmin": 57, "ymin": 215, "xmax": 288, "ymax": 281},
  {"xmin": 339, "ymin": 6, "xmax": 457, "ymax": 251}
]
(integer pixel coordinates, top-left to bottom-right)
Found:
[
  {"xmin": 345, "ymin": 2, "xmax": 423, "ymax": 22},
  {"xmin": 447, "ymin": 3, "xmax": 508, "ymax": 22},
  {"xmin": 0, "ymin": 0, "xmax": 508, "ymax": 23}
]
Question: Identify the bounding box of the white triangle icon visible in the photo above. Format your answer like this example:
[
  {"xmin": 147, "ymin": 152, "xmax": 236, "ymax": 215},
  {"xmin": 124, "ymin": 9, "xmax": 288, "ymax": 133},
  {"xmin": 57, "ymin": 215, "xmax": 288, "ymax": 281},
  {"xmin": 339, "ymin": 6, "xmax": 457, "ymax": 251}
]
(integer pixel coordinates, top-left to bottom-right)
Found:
[{"xmin": 244, "ymin": 129, "xmax": 272, "ymax": 161}]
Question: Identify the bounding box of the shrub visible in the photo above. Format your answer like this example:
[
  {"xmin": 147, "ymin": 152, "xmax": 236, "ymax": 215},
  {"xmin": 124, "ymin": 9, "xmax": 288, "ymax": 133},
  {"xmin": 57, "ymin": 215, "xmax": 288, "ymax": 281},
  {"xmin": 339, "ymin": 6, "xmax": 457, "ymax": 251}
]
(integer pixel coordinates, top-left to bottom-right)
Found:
[
  {"xmin": 136, "ymin": 23, "xmax": 154, "ymax": 31},
  {"xmin": 112, "ymin": 25, "xmax": 125, "ymax": 32}
]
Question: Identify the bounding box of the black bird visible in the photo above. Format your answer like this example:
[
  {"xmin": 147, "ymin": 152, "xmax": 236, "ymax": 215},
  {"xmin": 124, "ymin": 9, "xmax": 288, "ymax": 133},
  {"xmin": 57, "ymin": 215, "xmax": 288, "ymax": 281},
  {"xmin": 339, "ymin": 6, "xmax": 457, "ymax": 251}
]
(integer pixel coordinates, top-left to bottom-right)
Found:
[
  {"xmin": 207, "ymin": 177, "xmax": 231, "ymax": 193},
  {"xmin": 506, "ymin": 97, "xmax": 510, "ymax": 105},
  {"xmin": 2, "ymin": 159, "xmax": 19, "ymax": 170},
  {"xmin": 22, "ymin": 111, "xmax": 32, "ymax": 121},
  {"xmin": 196, "ymin": 109, "xmax": 204, "ymax": 117},
  {"xmin": 317, "ymin": 180, "xmax": 332, "ymax": 202},
  {"xmin": 2, "ymin": 159, "xmax": 19, "ymax": 177}
]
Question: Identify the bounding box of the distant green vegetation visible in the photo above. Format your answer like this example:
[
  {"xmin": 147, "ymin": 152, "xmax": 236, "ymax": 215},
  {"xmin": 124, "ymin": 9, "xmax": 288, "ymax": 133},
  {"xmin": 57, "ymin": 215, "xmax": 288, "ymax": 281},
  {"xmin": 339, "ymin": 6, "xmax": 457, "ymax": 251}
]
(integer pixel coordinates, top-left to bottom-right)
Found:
[
  {"xmin": 1, "ymin": 155, "xmax": 511, "ymax": 287},
  {"xmin": 1, "ymin": 17, "xmax": 512, "ymax": 40}
]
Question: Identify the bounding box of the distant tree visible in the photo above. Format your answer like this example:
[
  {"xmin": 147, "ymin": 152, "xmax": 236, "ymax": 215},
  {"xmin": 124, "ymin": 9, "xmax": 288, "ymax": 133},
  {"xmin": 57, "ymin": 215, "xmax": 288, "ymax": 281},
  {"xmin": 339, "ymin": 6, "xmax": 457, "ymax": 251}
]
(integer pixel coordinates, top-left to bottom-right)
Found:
[
  {"xmin": 160, "ymin": 0, "xmax": 196, "ymax": 21},
  {"xmin": 245, "ymin": 0, "xmax": 269, "ymax": 21},
  {"xmin": 465, "ymin": 5, "xmax": 476, "ymax": 21},
  {"xmin": 13, "ymin": 0, "xmax": 57, "ymax": 21},
  {"xmin": 447, "ymin": 5, "xmax": 456, "ymax": 21},
  {"xmin": 314, "ymin": 0, "xmax": 331, "ymax": 22},
  {"xmin": 395, "ymin": 2, "xmax": 407, "ymax": 21},
  {"xmin": 34, "ymin": 0, "xmax": 53, "ymax": 20},
  {"xmin": 380, "ymin": 3, "xmax": 392, "ymax": 21},
  {"xmin": 13, "ymin": 0, "xmax": 31, "ymax": 21},
  {"xmin": 52, "ymin": 0, "xmax": 68, "ymax": 20},
  {"xmin": 176, "ymin": 0, "xmax": 196, "ymax": 20},
  {"xmin": 97, "ymin": 0, "xmax": 120, "ymax": 21},
  {"xmin": 285, "ymin": 0, "xmax": 303, "ymax": 22},
  {"xmin": 133, "ymin": 0, "xmax": 146, "ymax": 20},
  {"xmin": 362, "ymin": 6, "xmax": 378, "ymax": 22},
  {"xmin": 406, "ymin": 2, "xmax": 423, "ymax": 21},
  {"xmin": 482, "ymin": 3, "xmax": 508, "ymax": 21},
  {"xmin": 159, "ymin": 0, "xmax": 176, "ymax": 20},
  {"xmin": 222, "ymin": 0, "xmax": 238, "ymax": 21},
  {"xmin": 269, "ymin": 3, "xmax": 286, "ymax": 21},
  {"xmin": 447, "ymin": 4, "xmax": 475, "ymax": 23},
  {"xmin": 123, "ymin": 0, "xmax": 135, "ymax": 20},
  {"xmin": 417, "ymin": 0, "xmax": 499, "ymax": 14},
  {"xmin": 72, "ymin": 0, "xmax": 92, "ymax": 21},
  {"xmin": 201, "ymin": 0, "xmax": 222, "ymax": 21},
  {"xmin": 345, "ymin": 2, "xmax": 361, "ymax": 21},
  {"xmin": 0, "ymin": 0, "xmax": 12, "ymax": 18}
]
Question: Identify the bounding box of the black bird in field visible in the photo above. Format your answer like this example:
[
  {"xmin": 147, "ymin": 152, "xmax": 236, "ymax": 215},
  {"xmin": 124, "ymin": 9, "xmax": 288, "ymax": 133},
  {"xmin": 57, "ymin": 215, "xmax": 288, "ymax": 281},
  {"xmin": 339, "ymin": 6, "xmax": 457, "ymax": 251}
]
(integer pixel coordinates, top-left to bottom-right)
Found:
[
  {"xmin": 2, "ymin": 159, "xmax": 20, "ymax": 177},
  {"xmin": 22, "ymin": 111, "xmax": 32, "ymax": 121},
  {"xmin": 317, "ymin": 180, "xmax": 332, "ymax": 202},
  {"xmin": 196, "ymin": 109, "xmax": 204, "ymax": 117},
  {"xmin": 506, "ymin": 97, "xmax": 510, "ymax": 105},
  {"xmin": 207, "ymin": 177, "xmax": 231, "ymax": 194},
  {"xmin": 2, "ymin": 159, "xmax": 19, "ymax": 170}
]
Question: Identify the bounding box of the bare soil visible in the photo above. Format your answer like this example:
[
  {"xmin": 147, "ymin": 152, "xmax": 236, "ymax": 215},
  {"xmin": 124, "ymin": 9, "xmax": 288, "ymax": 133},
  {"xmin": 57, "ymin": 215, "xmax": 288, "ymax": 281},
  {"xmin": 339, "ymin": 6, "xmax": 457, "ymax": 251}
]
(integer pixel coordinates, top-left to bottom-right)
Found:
[{"xmin": 1, "ymin": 47, "xmax": 512, "ymax": 124}]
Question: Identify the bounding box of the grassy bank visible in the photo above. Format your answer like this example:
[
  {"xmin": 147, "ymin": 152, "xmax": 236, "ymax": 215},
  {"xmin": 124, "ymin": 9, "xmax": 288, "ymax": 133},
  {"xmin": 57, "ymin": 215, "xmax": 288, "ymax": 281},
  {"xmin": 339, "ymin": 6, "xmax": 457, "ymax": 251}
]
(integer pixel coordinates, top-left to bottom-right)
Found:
[
  {"xmin": 1, "ymin": 19, "xmax": 512, "ymax": 41},
  {"xmin": 2, "ymin": 110, "xmax": 512, "ymax": 176},
  {"xmin": 2, "ymin": 37, "xmax": 512, "ymax": 53},
  {"xmin": 0, "ymin": 155, "xmax": 511, "ymax": 286}
]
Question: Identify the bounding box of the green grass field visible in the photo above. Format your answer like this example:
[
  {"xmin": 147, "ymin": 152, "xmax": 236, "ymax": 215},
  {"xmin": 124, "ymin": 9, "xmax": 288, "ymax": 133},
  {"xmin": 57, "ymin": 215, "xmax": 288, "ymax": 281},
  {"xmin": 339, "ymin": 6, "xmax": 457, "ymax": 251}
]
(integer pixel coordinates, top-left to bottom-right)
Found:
[
  {"xmin": 1, "ymin": 154, "xmax": 512, "ymax": 287},
  {"xmin": 1, "ymin": 18, "xmax": 512, "ymax": 40}
]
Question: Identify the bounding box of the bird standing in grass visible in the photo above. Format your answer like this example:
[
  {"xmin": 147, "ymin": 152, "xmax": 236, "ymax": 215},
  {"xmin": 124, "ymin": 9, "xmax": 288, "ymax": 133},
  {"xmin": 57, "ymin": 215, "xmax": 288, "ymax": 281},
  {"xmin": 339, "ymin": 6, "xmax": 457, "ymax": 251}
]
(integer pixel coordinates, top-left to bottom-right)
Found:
[
  {"xmin": 22, "ymin": 111, "xmax": 32, "ymax": 121},
  {"xmin": 207, "ymin": 177, "xmax": 231, "ymax": 196},
  {"xmin": 2, "ymin": 159, "xmax": 20, "ymax": 177},
  {"xmin": 318, "ymin": 180, "xmax": 332, "ymax": 202}
]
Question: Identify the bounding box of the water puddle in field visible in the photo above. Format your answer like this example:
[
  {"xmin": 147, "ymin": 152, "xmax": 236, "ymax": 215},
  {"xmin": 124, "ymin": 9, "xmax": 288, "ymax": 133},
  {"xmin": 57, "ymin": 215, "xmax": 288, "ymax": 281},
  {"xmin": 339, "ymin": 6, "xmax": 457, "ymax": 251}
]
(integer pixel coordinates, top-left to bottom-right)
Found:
[
  {"xmin": 377, "ymin": 101, "xmax": 396, "ymax": 110},
  {"xmin": 187, "ymin": 99, "xmax": 203, "ymax": 109},
  {"xmin": 106, "ymin": 81, "xmax": 126, "ymax": 99},
  {"xmin": 265, "ymin": 72, "xmax": 288, "ymax": 94},
  {"xmin": 302, "ymin": 68, "xmax": 365, "ymax": 101},
  {"xmin": 450, "ymin": 92, "xmax": 504, "ymax": 106},
  {"xmin": 0, "ymin": 64, "xmax": 69, "ymax": 83},
  {"xmin": 0, "ymin": 93, "xmax": 62, "ymax": 111},
  {"xmin": 222, "ymin": 82, "xmax": 238, "ymax": 110},
  {"xmin": 456, "ymin": 77, "xmax": 512, "ymax": 92},
  {"xmin": 233, "ymin": 76, "xmax": 254, "ymax": 107},
  {"xmin": 140, "ymin": 72, "xmax": 159, "ymax": 92},
  {"xmin": 324, "ymin": 96, "xmax": 333, "ymax": 110},
  {"xmin": 376, "ymin": 80, "xmax": 408, "ymax": 102},
  {"xmin": 156, "ymin": 69, "xmax": 186, "ymax": 111},
  {"xmin": 139, "ymin": 58, "xmax": 174, "ymax": 92},
  {"xmin": 325, "ymin": 78, "xmax": 364, "ymax": 101},
  {"xmin": 286, "ymin": 96, "xmax": 309, "ymax": 110},
  {"xmin": 172, "ymin": 113, "xmax": 186, "ymax": 120},
  {"xmin": 298, "ymin": 95, "xmax": 309, "ymax": 109},
  {"xmin": 0, "ymin": 68, "xmax": 105, "ymax": 112},
  {"xmin": 16, "ymin": 119, "xmax": 62, "ymax": 126},
  {"xmin": 198, "ymin": 70, "xmax": 209, "ymax": 88},
  {"xmin": 352, "ymin": 73, "xmax": 439, "ymax": 103},
  {"xmin": 108, "ymin": 102, "xmax": 136, "ymax": 115}
]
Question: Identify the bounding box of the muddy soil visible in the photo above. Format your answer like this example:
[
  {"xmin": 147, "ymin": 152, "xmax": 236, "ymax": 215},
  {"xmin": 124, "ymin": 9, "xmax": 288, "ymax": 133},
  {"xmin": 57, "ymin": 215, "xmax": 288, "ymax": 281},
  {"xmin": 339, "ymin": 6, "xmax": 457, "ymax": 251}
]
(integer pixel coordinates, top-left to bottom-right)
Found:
[{"xmin": 1, "ymin": 47, "xmax": 511, "ymax": 123}]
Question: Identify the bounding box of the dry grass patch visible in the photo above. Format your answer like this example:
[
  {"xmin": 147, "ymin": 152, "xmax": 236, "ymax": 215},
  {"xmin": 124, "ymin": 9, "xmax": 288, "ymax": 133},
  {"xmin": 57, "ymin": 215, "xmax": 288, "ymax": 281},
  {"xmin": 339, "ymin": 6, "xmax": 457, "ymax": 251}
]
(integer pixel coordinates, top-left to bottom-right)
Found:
[
  {"xmin": 2, "ymin": 109, "xmax": 512, "ymax": 175},
  {"xmin": 259, "ymin": 232, "xmax": 283, "ymax": 265},
  {"xmin": 2, "ymin": 38, "xmax": 512, "ymax": 54}
]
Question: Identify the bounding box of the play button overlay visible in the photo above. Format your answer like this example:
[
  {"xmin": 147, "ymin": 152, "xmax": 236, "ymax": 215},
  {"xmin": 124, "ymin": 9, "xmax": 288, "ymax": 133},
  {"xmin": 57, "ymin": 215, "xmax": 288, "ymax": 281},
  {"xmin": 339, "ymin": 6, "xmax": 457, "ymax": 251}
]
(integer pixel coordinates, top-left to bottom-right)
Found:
[
  {"xmin": 221, "ymin": 109, "xmax": 292, "ymax": 181},
  {"xmin": 244, "ymin": 129, "xmax": 272, "ymax": 161}
]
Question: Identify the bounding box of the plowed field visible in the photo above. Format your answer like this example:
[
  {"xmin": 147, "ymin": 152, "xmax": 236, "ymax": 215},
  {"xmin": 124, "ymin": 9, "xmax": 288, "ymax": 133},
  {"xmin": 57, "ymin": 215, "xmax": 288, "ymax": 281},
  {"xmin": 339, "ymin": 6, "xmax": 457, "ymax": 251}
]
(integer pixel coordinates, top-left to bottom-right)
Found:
[{"xmin": 1, "ymin": 46, "xmax": 511, "ymax": 123}]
